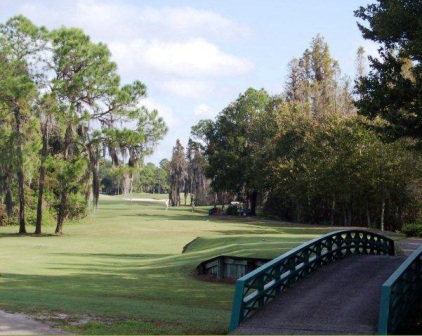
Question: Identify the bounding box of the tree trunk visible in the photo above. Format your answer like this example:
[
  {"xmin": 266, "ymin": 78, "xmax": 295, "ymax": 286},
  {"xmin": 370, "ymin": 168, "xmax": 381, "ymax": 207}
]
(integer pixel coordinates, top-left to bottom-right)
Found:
[
  {"xmin": 330, "ymin": 196, "xmax": 336, "ymax": 226},
  {"xmin": 122, "ymin": 172, "xmax": 131, "ymax": 196},
  {"xmin": 14, "ymin": 107, "xmax": 26, "ymax": 234},
  {"xmin": 347, "ymin": 200, "xmax": 352, "ymax": 227},
  {"xmin": 295, "ymin": 203, "xmax": 302, "ymax": 223},
  {"xmin": 380, "ymin": 192, "xmax": 385, "ymax": 232},
  {"xmin": 366, "ymin": 204, "xmax": 371, "ymax": 228},
  {"xmin": 91, "ymin": 162, "xmax": 100, "ymax": 207},
  {"xmin": 35, "ymin": 122, "xmax": 49, "ymax": 234},
  {"xmin": 250, "ymin": 190, "xmax": 258, "ymax": 216},
  {"xmin": 55, "ymin": 191, "xmax": 67, "ymax": 234},
  {"xmin": 55, "ymin": 125, "xmax": 72, "ymax": 234},
  {"xmin": 4, "ymin": 174, "xmax": 13, "ymax": 217}
]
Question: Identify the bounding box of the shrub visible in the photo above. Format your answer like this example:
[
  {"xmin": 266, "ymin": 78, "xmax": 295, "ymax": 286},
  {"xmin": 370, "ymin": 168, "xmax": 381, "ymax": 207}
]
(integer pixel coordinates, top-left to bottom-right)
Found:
[
  {"xmin": 401, "ymin": 223, "xmax": 422, "ymax": 237},
  {"xmin": 225, "ymin": 205, "xmax": 239, "ymax": 216},
  {"xmin": 66, "ymin": 193, "xmax": 89, "ymax": 220}
]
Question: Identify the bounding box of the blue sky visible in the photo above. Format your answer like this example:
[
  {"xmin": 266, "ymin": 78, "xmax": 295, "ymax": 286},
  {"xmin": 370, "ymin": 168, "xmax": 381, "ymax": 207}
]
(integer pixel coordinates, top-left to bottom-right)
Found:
[{"xmin": 0, "ymin": 0, "xmax": 376, "ymax": 164}]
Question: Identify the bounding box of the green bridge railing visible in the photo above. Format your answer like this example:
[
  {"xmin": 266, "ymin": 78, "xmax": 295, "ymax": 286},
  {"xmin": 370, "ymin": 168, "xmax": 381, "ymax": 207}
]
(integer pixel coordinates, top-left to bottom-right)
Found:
[
  {"xmin": 228, "ymin": 229, "xmax": 395, "ymax": 333},
  {"xmin": 378, "ymin": 243, "xmax": 422, "ymax": 335}
]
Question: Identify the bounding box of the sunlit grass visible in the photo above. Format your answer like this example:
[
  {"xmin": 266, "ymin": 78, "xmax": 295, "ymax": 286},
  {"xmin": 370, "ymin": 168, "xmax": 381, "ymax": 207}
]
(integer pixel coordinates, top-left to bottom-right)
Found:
[{"xmin": 0, "ymin": 195, "xmax": 332, "ymax": 334}]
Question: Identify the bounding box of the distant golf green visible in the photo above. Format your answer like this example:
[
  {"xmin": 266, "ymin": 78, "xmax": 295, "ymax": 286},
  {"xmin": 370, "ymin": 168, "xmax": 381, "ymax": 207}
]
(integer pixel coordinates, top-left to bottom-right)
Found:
[{"xmin": 0, "ymin": 195, "xmax": 332, "ymax": 334}]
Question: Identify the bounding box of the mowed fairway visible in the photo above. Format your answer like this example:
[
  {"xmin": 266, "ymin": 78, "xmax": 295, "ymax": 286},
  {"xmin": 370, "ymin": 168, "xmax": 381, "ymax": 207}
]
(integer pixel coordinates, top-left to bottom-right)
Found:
[{"xmin": 0, "ymin": 195, "xmax": 332, "ymax": 334}]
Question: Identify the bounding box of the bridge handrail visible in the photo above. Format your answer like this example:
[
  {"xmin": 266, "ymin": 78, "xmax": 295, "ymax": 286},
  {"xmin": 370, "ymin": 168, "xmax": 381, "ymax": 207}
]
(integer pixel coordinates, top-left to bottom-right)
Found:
[
  {"xmin": 229, "ymin": 229, "xmax": 395, "ymax": 333},
  {"xmin": 378, "ymin": 243, "xmax": 422, "ymax": 335}
]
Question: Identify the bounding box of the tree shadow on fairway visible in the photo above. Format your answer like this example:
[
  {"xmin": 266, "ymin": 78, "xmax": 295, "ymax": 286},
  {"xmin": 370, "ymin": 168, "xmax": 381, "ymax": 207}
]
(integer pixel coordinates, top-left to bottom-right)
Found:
[
  {"xmin": 49, "ymin": 252, "xmax": 172, "ymax": 259},
  {"xmin": 124, "ymin": 212, "xmax": 210, "ymax": 221},
  {"xmin": 0, "ymin": 269, "xmax": 231, "ymax": 335},
  {"xmin": 0, "ymin": 232, "xmax": 59, "ymax": 238}
]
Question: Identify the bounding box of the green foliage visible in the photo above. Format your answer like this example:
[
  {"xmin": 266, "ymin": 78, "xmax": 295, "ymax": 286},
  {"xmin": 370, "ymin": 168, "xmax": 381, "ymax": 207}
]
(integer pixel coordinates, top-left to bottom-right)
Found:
[
  {"xmin": 204, "ymin": 88, "xmax": 271, "ymax": 194},
  {"xmin": 225, "ymin": 205, "xmax": 239, "ymax": 216},
  {"xmin": 65, "ymin": 193, "xmax": 89, "ymax": 220},
  {"xmin": 355, "ymin": 0, "xmax": 422, "ymax": 140},
  {"xmin": 192, "ymin": 34, "xmax": 422, "ymax": 231},
  {"xmin": 0, "ymin": 15, "xmax": 167, "ymax": 234},
  {"xmin": 401, "ymin": 223, "xmax": 422, "ymax": 237}
]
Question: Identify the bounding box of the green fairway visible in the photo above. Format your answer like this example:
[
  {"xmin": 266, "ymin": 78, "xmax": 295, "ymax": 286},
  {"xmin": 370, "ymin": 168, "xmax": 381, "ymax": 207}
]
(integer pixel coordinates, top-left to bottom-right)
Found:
[{"xmin": 0, "ymin": 195, "xmax": 332, "ymax": 334}]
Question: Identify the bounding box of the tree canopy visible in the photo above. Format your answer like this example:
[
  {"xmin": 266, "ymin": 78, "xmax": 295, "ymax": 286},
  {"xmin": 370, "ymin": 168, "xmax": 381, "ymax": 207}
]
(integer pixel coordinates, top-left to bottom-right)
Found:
[
  {"xmin": 354, "ymin": 0, "xmax": 422, "ymax": 139},
  {"xmin": 0, "ymin": 15, "xmax": 167, "ymax": 234},
  {"xmin": 190, "ymin": 34, "xmax": 422, "ymax": 230}
]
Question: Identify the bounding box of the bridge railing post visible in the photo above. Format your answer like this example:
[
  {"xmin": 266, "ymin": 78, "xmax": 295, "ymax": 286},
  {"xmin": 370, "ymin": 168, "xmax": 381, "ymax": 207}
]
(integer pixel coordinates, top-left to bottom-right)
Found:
[
  {"xmin": 378, "ymin": 244, "xmax": 422, "ymax": 334},
  {"xmin": 229, "ymin": 279, "xmax": 246, "ymax": 333}
]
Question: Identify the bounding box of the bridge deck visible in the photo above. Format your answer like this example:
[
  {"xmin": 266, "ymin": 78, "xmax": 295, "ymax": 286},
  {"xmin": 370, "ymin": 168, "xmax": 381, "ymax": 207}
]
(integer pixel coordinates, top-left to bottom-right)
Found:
[{"xmin": 234, "ymin": 255, "xmax": 405, "ymax": 335}]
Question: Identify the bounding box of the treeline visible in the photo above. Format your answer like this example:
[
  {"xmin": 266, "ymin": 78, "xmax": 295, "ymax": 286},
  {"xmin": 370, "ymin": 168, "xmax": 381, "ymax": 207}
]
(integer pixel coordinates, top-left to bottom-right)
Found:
[
  {"xmin": 191, "ymin": 35, "xmax": 422, "ymax": 231},
  {"xmin": 0, "ymin": 16, "xmax": 167, "ymax": 234},
  {"xmin": 168, "ymin": 139, "xmax": 212, "ymax": 206},
  {"xmin": 100, "ymin": 160, "xmax": 170, "ymax": 195}
]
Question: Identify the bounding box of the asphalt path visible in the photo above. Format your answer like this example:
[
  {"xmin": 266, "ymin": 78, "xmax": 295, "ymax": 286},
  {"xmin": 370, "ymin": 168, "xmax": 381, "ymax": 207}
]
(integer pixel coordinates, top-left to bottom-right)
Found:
[
  {"xmin": 0, "ymin": 310, "xmax": 68, "ymax": 335},
  {"xmin": 234, "ymin": 254, "xmax": 406, "ymax": 335},
  {"xmin": 397, "ymin": 238, "xmax": 422, "ymax": 256}
]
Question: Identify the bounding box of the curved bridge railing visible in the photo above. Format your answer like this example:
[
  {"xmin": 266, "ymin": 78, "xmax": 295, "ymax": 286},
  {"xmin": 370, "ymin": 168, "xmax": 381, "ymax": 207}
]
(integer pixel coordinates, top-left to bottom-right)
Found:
[
  {"xmin": 378, "ymin": 244, "xmax": 422, "ymax": 335},
  {"xmin": 229, "ymin": 229, "xmax": 395, "ymax": 332}
]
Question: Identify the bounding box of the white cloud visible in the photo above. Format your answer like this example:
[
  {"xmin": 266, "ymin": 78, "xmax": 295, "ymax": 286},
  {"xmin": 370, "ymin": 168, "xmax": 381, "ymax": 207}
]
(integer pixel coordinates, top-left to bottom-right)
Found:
[
  {"xmin": 142, "ymin": 98, "xmax": 181, "ymax": 130},
  {"xmin": 193, "ymin": 104, "xmax": 217, "ymax": 119},
  {"xmin": 16, "ymin": 0, "xmax": 254, "ymax": 99},
  {"xmin": 8, "ymin": 0, "xmax": 255, "ymax": 162},
  {"xmin": 138, "ymin": 6, "xmax": 253, "ymax": 41},
  {"xmin": 143, "ymin": 38, "xmax": 253, "ymax": 78},
  {"xmin": 161, "ymin": 80, "xmax": 215, "ymax": 98},
  {"xmin": 19, "ymin": 1, "xmax": 252, "ymax": 43}
]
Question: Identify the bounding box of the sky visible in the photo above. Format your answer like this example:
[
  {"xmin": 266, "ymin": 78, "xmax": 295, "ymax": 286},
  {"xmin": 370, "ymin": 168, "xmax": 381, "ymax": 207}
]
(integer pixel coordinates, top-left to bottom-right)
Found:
[{"xmin": 0, "ymin": 0, "xmax": 377, "ymax": 164}]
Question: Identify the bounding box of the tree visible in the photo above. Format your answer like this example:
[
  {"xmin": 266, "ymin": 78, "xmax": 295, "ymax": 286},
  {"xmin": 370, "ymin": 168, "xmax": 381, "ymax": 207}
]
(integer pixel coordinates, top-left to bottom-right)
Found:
[
  {"xmin": 135, "ymin": 163, "xmax": 156, "ymax": 193},
  {"xmin": 0, "ymin": 15, "xmax": 168, "ymax": 234},
  {"xmin": 103, "ymin": 84, "xmax": 167, "ymax": 198},
  {"xmin": 354, "ymin": 0, "xmax": 422, "ymax": 139},
  {"xmin": 0, "ymin": 16, "xmax": 45, "ymax": 233},
  {"xmin": 204, "ymin": 88, "xmax": 270, "ymax": 204},
  {"xmin": 186, "ymin": 140, "xmax": 211, "ymax": 205},
  {"xmin": 284, "ymin": 35, "xmax": 354, "ymax": 119},
  {"xmin": 169, "ymin": 140, "xmax": 187, "ymax": 206},
  {"xmin": 48, "ymin": 27, "xmax": 120, "ymax": 233}
]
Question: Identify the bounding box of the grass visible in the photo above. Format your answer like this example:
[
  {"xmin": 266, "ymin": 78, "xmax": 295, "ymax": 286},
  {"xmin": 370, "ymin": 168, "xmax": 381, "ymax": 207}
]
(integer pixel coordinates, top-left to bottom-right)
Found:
[{"xmin": 0, "ymin": 195, "xmax": 336, "ymax": 334}]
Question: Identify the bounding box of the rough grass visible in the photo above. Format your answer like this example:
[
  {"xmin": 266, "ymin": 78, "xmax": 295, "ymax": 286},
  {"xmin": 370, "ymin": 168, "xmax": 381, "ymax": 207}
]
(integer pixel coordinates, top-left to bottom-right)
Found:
[{"xmin": 0, "ymin": 196, "xmax": 334, "ymax": 334}]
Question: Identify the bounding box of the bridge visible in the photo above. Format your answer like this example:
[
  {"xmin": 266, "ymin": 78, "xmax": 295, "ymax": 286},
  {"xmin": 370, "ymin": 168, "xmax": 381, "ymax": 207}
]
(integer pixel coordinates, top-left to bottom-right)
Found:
[{"xmin": 229, "ymin": 230, "xmax": 422, "ymax": 335}]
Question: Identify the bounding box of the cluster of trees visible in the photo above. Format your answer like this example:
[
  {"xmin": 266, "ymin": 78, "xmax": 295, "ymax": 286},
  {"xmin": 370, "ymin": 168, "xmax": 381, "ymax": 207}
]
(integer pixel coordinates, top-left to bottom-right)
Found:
[
  {"xmin": 168, "ymin": 139, "xmax": 211, "ymax": 206},
  {"xmin": 100, "ymin": 159, "xmax": 170, "ymax": 195},
  {"xmin": 0, "ymin": 16, "xmax": 166, "ymax": 234},
  {"xmin": 192, "ymin": 25, "xmax": 422, "ymax": 231}
]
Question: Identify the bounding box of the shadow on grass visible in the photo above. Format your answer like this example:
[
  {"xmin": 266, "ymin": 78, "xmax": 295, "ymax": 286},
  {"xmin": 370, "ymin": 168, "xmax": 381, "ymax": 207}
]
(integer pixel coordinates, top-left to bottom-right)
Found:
[
  {"xmin": 123, "ymin": 212, "xmax": 209, "ymax": 221},
  {"xmin": 0, "ymin": 232, "xmax": 59, "ymax": 238},
  {"xmin": 0, "ymin": 254, "xmax": 233, "ymax": 335},
  {"xmin": 49, "ymin": 253, "xmax": 173, "ymax": 259}
]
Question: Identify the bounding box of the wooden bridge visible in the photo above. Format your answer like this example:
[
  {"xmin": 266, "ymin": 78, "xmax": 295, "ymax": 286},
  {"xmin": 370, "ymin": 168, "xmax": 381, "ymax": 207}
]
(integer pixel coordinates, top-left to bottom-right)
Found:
[{"xmin": 228, "ymin": 230, "xmax": 422, "ymax": 335}]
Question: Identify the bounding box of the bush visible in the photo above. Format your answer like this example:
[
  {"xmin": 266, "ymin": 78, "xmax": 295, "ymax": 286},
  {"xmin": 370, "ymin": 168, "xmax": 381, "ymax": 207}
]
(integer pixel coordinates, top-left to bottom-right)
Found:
[
  {"xmin": 401, "ymin": 223, "xmax": 422, "ymax": 237},
  {"xmin": 66, "ymin": 193, "xmax": 89, "ymax": 220},
  {"xmin": 225, "ymin": 205, "xmax": 239, "ymax": 216}
]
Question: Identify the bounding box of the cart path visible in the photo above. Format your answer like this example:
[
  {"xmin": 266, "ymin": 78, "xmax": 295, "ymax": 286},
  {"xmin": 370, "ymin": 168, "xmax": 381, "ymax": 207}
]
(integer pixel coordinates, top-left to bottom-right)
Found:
[{"xmin": 0, "ymin": 310, "xmax": 69, "ymax": 335}]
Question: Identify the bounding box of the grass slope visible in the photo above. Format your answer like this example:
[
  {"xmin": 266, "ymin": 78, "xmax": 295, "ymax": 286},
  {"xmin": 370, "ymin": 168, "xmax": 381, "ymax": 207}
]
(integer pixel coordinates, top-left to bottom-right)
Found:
[{"xmin": 0, "ymin": 196, "xmax": 332, "ymax": 334}]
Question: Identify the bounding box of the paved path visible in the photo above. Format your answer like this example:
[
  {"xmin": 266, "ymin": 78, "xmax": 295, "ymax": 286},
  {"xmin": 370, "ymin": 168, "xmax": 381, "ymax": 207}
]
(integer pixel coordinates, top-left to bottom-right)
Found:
[
  {"xmin": 234, "ymin": 254, "xmax": 406, "ymax": 335},
  {"xmin": 0, "ymin": 310, "xmax": 68, "ymax": 335},
  {"xmin": 397, "ymin": 238, "xmax": 422, "ymax": 256}
]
